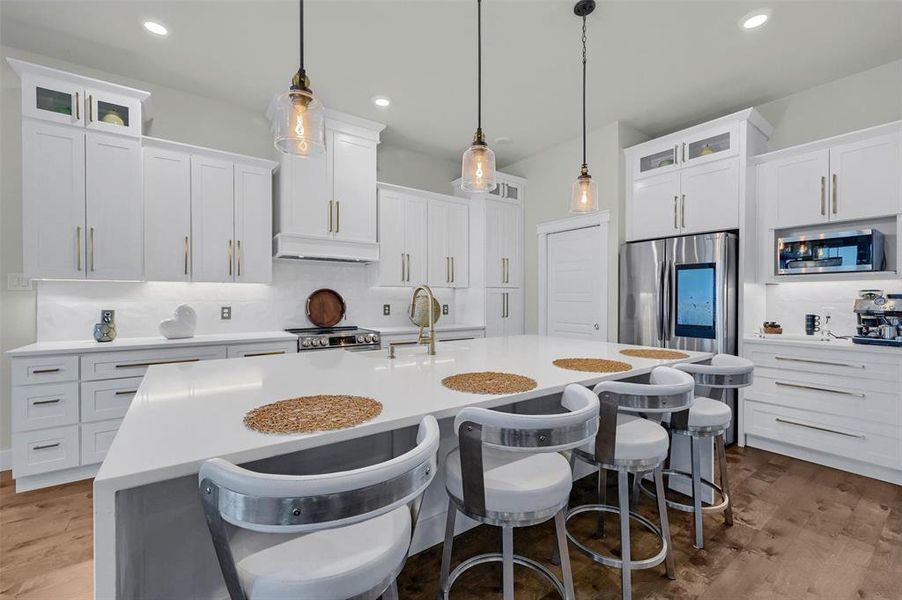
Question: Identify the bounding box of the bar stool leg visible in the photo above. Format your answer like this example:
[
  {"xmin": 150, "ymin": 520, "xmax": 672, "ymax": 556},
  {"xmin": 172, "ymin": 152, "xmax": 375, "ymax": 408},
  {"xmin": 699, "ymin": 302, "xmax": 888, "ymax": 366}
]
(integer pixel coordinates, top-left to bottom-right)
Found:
[
  {"xmin": 630, "ymin": 472, "xmax": 641, "ymax": 509},
  {"xmin": 383, "ymin": 580, "xmax": 399, "ymax": 600},
  {"xmin": 502, "ymin": 525, "xmax": 515, "ymax": 600},
  {"xmin": 715, "ymin": 434, "xmax": 733, "ymax": 526},
  {"xmin": 653, "ymin": 465, "xmax": 676, "ymax": 580},
  {"xmin": 617, "ymin": 469, "xmax": 632, "ymax": 600},
  {"xmin": 596, "ymin": 466, "xmax": 608, "ymax": 539},
  {"xmin": 554, "ymin": 508, "xmax": 576, "ymax": 600},
  {"xmin": 690, "ymin": 436, "xmax": 705, "ymax": 549},
  {"xmin": 439, "ymin": 500, "xmax": 456, "ymax": 597}
]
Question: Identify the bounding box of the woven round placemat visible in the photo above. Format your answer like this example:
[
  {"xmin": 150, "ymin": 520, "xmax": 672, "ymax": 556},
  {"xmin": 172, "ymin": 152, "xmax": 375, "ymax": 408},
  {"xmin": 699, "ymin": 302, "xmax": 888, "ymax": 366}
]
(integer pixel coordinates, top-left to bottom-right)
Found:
[
  {"xmin": 620, "ymin": 348, "xmax": 690, "ymax": 360},
  {"xmin": 442, "ymin": 371, "xmax": 537, "ymax": 395},
  {"xmin": 553, "ymin": 358, "xmax": 633, "ymax": 373},
  {"xmin": 244, "ymin": 395, "xmax": 382, "ymax": 434}
]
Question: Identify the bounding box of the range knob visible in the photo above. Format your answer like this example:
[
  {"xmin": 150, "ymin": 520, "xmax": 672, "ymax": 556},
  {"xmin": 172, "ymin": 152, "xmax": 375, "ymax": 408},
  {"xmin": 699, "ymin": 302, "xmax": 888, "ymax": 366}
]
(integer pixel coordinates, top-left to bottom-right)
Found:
[
  {"xmin": 365, "ymin": 334, "xmax": 375, "ymax": 343},
  {"xmin": 300, "ymin": 338, "xmax": 312, "ymax": 348},
  {"xmin": 357, "ymin": 335, "xmax": 366, "ymax": 343},
  {"xmin": 319, "ymin": 337, "xmax": 329, "ymax": 347},
  {"xmin": 372, "ymin": 334, "xmax": 380, "ymax": 344}
]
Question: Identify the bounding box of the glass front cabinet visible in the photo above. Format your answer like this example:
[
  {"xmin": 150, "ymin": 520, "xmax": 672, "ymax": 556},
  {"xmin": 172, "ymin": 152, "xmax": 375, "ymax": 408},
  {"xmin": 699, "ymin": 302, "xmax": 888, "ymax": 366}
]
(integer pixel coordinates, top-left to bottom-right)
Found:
[
  {"xmin": 20, "ymin": 70, "xmax": 144, "ymax": 137},
  {"xmin": 632, "ymin": 122, "xmax": 739, "ymax": 179}
]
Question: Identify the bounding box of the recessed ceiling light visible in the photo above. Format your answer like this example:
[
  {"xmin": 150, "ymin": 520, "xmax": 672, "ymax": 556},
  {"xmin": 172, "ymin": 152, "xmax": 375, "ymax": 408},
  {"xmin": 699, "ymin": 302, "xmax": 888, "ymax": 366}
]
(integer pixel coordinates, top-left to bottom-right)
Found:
[
  {"xmin": 740, "ymin": 10, "xmax": 770, "ymax": 30},
  {"xmin": 143, "ymin": 21, "xmax": 168, "ymax": 36},
  {"xmin": 371, "ymin": 96, "xmax": 391, "ymax": 108},
  {"xmin": 494, "ymin": 136, "xmax": 512, "ymax": 145}
]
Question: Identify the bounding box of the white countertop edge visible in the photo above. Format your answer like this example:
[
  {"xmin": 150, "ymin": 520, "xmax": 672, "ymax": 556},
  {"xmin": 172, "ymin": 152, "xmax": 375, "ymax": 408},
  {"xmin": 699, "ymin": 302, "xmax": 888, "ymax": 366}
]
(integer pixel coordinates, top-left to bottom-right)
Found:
[
  {"xmin": 743, "ymin": 335, "xmax": 902, "ymax": 353},
  {"xmin": 367, "ymin": 323, "xmax": 487, "ymax": 335},
  {"xmin": 6, "ymin": 331, "xmax": 299, "ymax": 357}
]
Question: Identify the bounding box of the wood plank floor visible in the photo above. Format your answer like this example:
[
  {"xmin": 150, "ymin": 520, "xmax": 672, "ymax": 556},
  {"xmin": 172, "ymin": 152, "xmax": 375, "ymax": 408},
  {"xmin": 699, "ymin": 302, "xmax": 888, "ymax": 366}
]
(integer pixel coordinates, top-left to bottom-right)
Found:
[{"xmin": 1, "ymin": 447, "xmax": 900, "ymax": 599}]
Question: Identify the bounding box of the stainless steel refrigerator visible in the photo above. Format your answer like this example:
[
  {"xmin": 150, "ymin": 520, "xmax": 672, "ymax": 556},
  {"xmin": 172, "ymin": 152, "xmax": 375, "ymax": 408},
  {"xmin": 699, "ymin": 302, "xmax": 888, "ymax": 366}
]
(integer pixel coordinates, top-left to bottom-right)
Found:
[{"xmin": 619, "ymin": 231, "xmax": 738, "ymax": 442}]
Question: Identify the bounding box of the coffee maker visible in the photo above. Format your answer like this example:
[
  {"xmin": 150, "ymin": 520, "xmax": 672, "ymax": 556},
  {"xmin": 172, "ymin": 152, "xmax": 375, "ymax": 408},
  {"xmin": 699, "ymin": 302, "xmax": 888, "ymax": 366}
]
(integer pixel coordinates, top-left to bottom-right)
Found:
[{"xmin": 853, "ymin": 289, "xmax": 902, "ymax": 347}]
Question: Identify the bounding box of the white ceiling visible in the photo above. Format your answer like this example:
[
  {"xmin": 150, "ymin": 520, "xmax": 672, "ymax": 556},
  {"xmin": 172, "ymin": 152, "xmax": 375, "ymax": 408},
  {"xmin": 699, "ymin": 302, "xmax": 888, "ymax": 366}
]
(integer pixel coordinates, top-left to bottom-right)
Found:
[{"xmin": 2, "ymin": 1, "xmax": 901, "ymax": 166}]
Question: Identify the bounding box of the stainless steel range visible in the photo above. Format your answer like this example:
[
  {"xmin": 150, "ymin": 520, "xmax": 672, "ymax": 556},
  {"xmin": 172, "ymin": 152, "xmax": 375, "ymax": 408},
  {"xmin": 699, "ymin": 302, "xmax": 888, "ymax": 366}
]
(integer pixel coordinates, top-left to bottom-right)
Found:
[{"xmin": 286, "ymin": 326, "xmax": 381, "ymax": 352}]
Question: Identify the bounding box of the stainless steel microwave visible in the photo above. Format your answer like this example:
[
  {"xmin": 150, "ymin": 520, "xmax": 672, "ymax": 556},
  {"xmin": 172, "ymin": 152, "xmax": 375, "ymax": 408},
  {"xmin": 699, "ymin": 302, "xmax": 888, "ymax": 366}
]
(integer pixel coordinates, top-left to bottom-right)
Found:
[{"xmin": 776, "ymin": 229, "xmax": 885, "ymax": 275}]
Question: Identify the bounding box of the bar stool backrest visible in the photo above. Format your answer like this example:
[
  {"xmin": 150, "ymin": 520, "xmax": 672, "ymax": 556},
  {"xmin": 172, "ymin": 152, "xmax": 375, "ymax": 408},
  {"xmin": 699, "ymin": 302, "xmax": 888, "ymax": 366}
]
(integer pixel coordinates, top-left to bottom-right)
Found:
[
  {"xmin": 453, "ymin": 383, "xmax": 599, "ymax": 514},
  {"xmin": 590, "ymin": 366, "xmax": 695, "ymax": 464},
  {"xmin": 676, "ymin": 354, "xmax": 754, "ymax": 389}
]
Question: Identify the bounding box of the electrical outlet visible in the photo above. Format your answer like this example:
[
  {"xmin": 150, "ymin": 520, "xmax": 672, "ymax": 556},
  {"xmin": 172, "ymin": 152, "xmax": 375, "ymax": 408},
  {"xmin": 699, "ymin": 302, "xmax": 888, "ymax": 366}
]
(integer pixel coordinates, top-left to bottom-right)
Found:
[
  {"xmin": 442, "ymin": 304, "xmax": 449, "ymax": 315},
  {"xmin": 383, "ymin": 304, "xmax": 391, "ymax": 316},
  {"xmin": 6, "ymin": 273, "xmax": 33, "ymax": 291},
  {"xmin": 220, "ymin": 306, "xmax": 232, "ymax": 320}
]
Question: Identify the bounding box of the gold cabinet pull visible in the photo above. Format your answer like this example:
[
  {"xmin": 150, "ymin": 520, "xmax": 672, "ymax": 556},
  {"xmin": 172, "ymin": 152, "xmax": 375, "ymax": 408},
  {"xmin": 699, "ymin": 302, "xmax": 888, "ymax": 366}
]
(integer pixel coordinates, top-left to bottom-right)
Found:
[
  {"xmin": 673, "ymin": 196, "xmax": 678, "ymax": 229},
  {"xmin": 446, "ymin": 257, "xmax": 450, "ymax": 283},
  {"xmin": 237, "ymin": 240, "xmax": 242, "ymax": 277},
  {"xmin": 88, "ymin": 94, "xmax": 93, "ymax": 122},
  {"xmin": 335, "ymin": 201, "xmax": 340, "ymax": 233},
  {"xmin": 681, "ymin": 194, "xmax": 686, "ymax": 228},
  {"xmin": 682, "ymin": 142, "xmax": 686, "ymax": 162},
  {"xmin": 673, "ymin": 145, "xmax": 678, "ymax": 165},
  {"xmin": 832, "ymin": 173, "xmax": 838, "ymax": 214},
  {"xmin": 76, "ymin": 226, "xmax": 82, "ymax": 271},
  {"xmin": 820, "ymin": 176, "xmax": 826, "ymax": 215},
  {"xmin": 184, "ymin": 236, "xmax": 189, "ymax": 275},
  {"xmin": 75, "ymin": 92, "xmax": 80, "ymax": 120},
  {"xmin": 328, "ymin": 200, "xmax": 333, "ymax": 233},
  {"xmin": 228, "ymin": 240, "xmax": 233, "ymax": 276},
  {"xmin": 774, "ymin": 380, "xmax": 866, "ymax": 398},
  {"xmin": 775, "ymin": 417, "xmax": 864, "ymax": 439},
  {"xmin": 89, "ymin": 227, "xmax": 95, "ymax": 272},
  {"xmin": 774, "ymin": 355, "xmax": 865, "ymax": 369},
  {"xmin": 405, "ymin": 253, "xmax": 410, "ymax": 282},
  {"xmin": 451, "ymin": 256, "xmax": 455, "ymax": 283},
  {"xmin": 115, "ymin": 358, "xmax": 201, "ymax": 369},
  {"xmin": 401, "ymin": 253, "xmax": 405, "ymax": 282}
]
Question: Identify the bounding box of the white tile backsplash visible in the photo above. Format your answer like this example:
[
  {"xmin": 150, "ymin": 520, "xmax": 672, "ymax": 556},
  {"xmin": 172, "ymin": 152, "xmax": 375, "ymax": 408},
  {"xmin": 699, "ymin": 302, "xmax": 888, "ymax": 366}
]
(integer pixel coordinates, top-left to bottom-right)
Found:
[
  {"xmin": 36, "ymin": 261, "xmax": 474, "ymax": 341},
  {"xmin": 764, "ymin": 279, "xmax": 900, "ymax": 336}
]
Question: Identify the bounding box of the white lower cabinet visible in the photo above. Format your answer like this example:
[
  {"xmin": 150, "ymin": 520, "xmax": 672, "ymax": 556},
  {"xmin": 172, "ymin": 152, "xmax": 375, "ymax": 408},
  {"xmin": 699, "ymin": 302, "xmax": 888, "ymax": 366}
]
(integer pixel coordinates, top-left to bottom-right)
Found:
[
  {"xmin": 485, "ymin": 288, "xmax": 524, "ymax": 337},
  {"xmin": 9, "ymin": 338, "xmax": 296, "ymax": 489}
]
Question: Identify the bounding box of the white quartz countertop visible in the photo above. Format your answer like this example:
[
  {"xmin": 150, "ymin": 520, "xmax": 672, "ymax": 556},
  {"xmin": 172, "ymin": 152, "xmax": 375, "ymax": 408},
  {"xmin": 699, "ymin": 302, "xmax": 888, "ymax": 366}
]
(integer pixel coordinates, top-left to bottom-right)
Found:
[
  {"xmin": 369, "ymin": 323, "xmax": 486, "ymax": 336},
  {"xmin": 744, "ymin": 334, "xmax": 902, "ymax": 353},
  {"xmin": 6, "ymin": 331, "xmax": 298, "ymax": 357},
  {"xmin": 95, "ymin": 335, "xmax": 710, "ymax": 492}
]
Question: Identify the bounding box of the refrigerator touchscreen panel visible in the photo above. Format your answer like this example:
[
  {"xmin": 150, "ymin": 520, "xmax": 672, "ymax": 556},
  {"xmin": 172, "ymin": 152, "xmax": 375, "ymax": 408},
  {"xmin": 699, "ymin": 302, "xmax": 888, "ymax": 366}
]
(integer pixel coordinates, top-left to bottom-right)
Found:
[{"xmin": 674, "ymin": 263, "xmax": 717, "ymax": 339}]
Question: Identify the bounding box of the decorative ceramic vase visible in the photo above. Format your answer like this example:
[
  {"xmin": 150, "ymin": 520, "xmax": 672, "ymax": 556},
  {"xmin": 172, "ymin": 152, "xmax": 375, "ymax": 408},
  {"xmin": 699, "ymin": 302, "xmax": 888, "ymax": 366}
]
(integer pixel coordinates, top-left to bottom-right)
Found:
[
  {"xmin": 100, "ymin": 110, "xmax": 125, "ymax": 126},
  {"xmin": 93, "ymin": 309, "xmax": 117, "ymax": 343},
  {"xmin": 159, "ymin": 304, "xmax": 197, "ymax": 340},
  {"xmin": 699, "ymin": 144, "xmax": 716, "ymax": 156}
]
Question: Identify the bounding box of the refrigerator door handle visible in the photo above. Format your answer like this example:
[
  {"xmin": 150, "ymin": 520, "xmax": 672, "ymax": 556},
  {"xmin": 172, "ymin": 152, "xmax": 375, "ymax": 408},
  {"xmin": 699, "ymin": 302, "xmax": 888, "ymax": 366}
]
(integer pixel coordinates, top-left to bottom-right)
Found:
[
  {"xmin": 662, "ymin": 260, "xmax": 674, "ymax": 342},
  {"xmin": 656, "ymin": 260, "xmax": 666, "ymax": 342}
]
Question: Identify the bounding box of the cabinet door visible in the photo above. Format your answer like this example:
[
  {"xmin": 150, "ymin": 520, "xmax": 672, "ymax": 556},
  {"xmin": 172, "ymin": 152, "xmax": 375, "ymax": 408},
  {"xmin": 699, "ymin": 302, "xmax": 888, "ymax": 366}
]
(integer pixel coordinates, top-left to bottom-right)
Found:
[
  {"xmin": 503, "ymin": 289, "xmax": 525, "ymax": 336},
  {"xmin": 234, "ymin": 163, "xmax": 273, "ymax": 284},
  {"xmin": 448, "ymin": 202, "xmax": 469, "ymax": 288},
  {"xmin": 21, "ymin": 121, "xmax": 86, "ymax": 279},
  {"xmin": 191, "ymin": 156, "xmax": 235, "ymax": 282},
  {"xmin": 330, "ymin": 131, "xmax": 377, "ymax": 243},
  {"xmin": 632, "ymin": 139, "xmax": 680, "ymax": 179},
  {"xmin": 427, "ymin": 201, "xmax": 451, "ymax": 287},
  {"xmin": 376, "ymin": 191, "xmax": 406, "ymax": 286},
  {"xmin": 277, "ymin": 153, "xmax": 330, "ymax": 238},
  {"xmin": 85, "ymin": 132, "xmax": 143, "ymax": 280},
  {"xmin": 485, "ymin": 289, "xmax": 505, "ymax": 337},
  {"xmin": 680, "ymin": 123, "xmax": 739, "ymax": 168},
  {"xmin": 22, "ymin": 74, "xmax": 84, "ymax": 127},
  {"xmin": 85, "ymin": 87, "xmax": 142, "ymax": 138},
  {"xmin": 829, "ymin": 133, "xmax": 902, "ymax": 222},
  {"xmin": 680, "ymin": 159, "xmax": 739, "ymax": 235},
  {"xmin": 484, "ymin": 200, "xmax": 505, "ymax": 287},
  {"xmin": 143, "ymin": 146, "xmax": 191, "ymax": 281},
  {"xmin": 765, "ymin": 149, "xmax": 829, "ymax": 229},
  {"xmin": 405, "ymin": 196, "xmax": 429, "ymax": 285},
  {"xmin": 501, "ymin": 203, "xmax": 522, "ymax": 288},
  {"xmin": 628, "ymin": 172, "xmax": 681, "ymax": 241}
]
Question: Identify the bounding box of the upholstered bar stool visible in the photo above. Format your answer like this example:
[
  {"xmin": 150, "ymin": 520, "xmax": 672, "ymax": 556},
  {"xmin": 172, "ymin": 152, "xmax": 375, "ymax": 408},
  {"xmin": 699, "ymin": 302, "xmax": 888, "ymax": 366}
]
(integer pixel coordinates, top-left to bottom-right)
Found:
[
  {"xmin": 198, "ymin": 416, "xmax": 440, "ymax": 600},
  {"xmin": 439, "ymin": 384, "xmax": 600, "ymax": 600},
  {"xmin": 642, "ymin": 354, "xmax": 753, "ymax": 549},
  {"xmin": 564, "ymin": 367, "xmax": 695, "ymax": 600}
]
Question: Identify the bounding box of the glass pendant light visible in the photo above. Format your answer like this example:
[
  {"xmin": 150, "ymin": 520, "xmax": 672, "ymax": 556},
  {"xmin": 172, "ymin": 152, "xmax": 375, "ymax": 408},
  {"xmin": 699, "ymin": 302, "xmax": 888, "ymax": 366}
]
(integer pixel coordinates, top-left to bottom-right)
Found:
[
  {"xmin": 272, "ymin": 0, "xmax": 326, "ymax": 157},
  {"xmin": 570, "ymin": 0, "xmax": 599, "ymax": 213},
  {"xmin": 461, "ymin": 0, "xmax": 497, "ymax": 193}
]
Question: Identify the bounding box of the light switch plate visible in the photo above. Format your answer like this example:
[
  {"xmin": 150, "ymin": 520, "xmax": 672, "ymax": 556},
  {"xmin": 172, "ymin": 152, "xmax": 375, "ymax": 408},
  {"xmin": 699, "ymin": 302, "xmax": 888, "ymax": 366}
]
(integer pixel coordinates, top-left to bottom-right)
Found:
[
  {"xmin": 7, "ymin": 273, "xmax": 33, "ymax": 291},
  {"xmin": 221, "ymin": 306, "xmax": 232, "ymax": 320},
  {"xmin": 442, "ymin": 304, "xmax": 449, "ymax": 315},
  {"xmin": 383, "ymin": 304, "xmax": 391, "ymax": 316}
]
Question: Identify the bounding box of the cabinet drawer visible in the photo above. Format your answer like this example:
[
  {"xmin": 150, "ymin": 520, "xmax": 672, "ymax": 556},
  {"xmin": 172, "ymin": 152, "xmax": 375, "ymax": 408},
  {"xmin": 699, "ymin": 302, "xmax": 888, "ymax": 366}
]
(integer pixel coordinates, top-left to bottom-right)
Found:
[
  {"xmin": 12, "ymin": 382, "xmax": 79, "ymax": 432},
  {"xmin": 80, "ymin": 419, "xmax": 123, "ymax": 465},
  {"xmin": 226, "ymin": 342, "xmax": 297, "ymax": 359},
  {"xmin": 11, "ymin": 355, "xmax": 79, "ymax": 386},
  {"xmin": 80, "ymin": 377, "xmax": 143, "ymax": 422},
  {"xmin": 746, "ymin": 345, "xmax": 900, "ymax": 383},
  {"xmin": 12, "ymin": 425, "xmax": 80, "ymax": 477},
  {"xmin": 745, "ymin": 401, "xmax": 900, "ymax": 470},
  {"xmin": 746, "ymin": 374, "xmax": 900, "ymax": 425},
  {"xmin": 80, "ymin": 346, "xmax": 227, "ymax": 380}
]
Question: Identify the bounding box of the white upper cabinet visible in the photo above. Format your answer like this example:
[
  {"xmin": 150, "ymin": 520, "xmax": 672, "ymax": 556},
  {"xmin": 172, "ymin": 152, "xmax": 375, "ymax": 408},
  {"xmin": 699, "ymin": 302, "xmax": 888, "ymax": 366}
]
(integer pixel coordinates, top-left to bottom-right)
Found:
[
  {"xmin": 191, "ymin": 156, "xmax": 235, "ymax": 283},
  {"xmin": 373, "ymin": 185, "xmax": 428, "ymax": 286},
  {"xmin": 22, "ymin": 74, "xmax": 85, "ymax": 128},
  {"xmin": 272, "ymin": 110, "xmax": 385, "ymax": 262},
  {"xmin": 84, "ymin": 132, "xmax": 142, "ymax": 280},
  {"xmin": 626, "ymin": 108, "xmax": 772, "ymax": 241},
  {"xmin": 143, "ymin": 146, "xmax": 192, "ymax": 282},
  {"xmin": 22, "ymin": 121, "xmax": 86, "ymax": 279},
  {"xmin": 427, "ymin": 199, "xmax": 469, "ymax": 288},
  {"xmin": 84, "ymin": 87, "xmax": 143, "ymax": 138},
  {"xmin": 760, "ymin": 124, "xmax": 902, "ymax": 230},
  {"xmin": 233, "ymin": 163, "xmax": 273, "ymax": 284},
  {"xmin": 448, "ymin": 202, "xmax": 469, "ymax": 288},
  {"xmin": 484, "ymin": 199, "xmax": 522, "ymax": 288}
]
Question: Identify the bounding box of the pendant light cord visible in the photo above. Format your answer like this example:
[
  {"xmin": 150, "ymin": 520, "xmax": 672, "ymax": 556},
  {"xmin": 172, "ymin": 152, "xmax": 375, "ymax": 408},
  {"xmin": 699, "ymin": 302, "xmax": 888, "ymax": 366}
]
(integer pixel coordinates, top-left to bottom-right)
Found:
[
  {"xmin": 581, "ymin": 15, "xmax": 587, "ymax": 166},
  {"xmin": 477, "ymin": 0, "xmax": 483, "ymax": 133},
  {"xmin": 298, "ymin": 0, "xmax": 305, "ymax": 80}
]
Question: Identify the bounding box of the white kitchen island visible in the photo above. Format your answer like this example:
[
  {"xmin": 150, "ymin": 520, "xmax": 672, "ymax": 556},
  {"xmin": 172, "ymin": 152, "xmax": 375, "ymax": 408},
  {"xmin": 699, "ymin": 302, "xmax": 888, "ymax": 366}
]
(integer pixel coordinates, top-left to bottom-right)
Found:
[{"xmin": 93, "ymin": 335, "xmax": 710, "ymax": 599}]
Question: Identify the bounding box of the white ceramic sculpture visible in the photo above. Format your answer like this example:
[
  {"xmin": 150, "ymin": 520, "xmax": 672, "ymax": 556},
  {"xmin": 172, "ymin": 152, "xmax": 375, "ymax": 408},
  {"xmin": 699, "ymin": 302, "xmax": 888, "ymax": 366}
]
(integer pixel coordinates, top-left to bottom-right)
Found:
[{"xmin": 159, "ymin": 304, "xmax": 197, "ymax": 340}]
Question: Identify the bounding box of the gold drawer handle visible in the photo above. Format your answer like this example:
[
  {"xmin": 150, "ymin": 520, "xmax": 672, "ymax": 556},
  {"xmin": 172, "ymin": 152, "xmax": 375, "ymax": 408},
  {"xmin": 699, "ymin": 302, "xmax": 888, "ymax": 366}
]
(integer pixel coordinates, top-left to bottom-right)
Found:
[
  {"xmin": 774, "ymin": 381, "xmax": 865, "ymax": 398},
  {"xmin": 32, "ymin": 368, "xmax": 61, "ymax": 374},
  {"xmin": 775, "ymin": 417, "xmax": 865, "ymax": 439},
  {"xmin": 243, "ymin": 351, "xmax": 285, "ymax": 357},
  {"xmin": 33, "ymin": 442, "xmax": 61, "ymax": 451},
  {"xmin": 33, "ymin": 398, "xmax": 61, "ymax": 405},
  {"xmin": 115, "ymin": 390, "xmax": 138, "ymax": 396},
  {"xmin": 114, "ymin": 358, "xmax": 200, "ymax": 369},
  {"xmin": 774, "ymin": 356, "xmax": 865, "ymax": 369}
]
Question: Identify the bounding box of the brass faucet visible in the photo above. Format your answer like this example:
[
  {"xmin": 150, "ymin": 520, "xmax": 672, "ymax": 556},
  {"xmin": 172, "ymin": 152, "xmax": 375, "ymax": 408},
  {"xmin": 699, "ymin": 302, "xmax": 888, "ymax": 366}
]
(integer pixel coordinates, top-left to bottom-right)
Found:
[{"xmin": 388, "ymin": 284, "xmax": 438, "ymax": 358}]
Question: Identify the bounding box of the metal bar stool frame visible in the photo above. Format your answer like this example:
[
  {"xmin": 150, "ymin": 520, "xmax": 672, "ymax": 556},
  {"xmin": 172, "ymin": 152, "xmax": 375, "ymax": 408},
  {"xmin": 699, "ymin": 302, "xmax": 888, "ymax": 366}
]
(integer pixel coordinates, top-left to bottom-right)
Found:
[{"xmin": 439, "ymin": 389, "xmax": 600, "ymax": 600}]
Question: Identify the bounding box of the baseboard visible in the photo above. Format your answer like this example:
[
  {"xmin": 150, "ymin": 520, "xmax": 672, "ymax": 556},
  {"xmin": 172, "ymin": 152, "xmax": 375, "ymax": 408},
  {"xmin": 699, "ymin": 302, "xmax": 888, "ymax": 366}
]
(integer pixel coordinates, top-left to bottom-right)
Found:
[{"xmin": 0, "ymin": 448, "xmax": 10, "ymax": 472}]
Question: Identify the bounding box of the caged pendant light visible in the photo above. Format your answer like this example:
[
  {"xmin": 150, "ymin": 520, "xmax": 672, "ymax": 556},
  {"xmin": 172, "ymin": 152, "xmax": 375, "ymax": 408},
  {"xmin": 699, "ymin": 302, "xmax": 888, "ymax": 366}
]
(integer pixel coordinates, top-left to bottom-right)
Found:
[
  {"xmin": 272, "ymin": 0, "xmax": 326, "ymax": 157},
  {"xmin": 460, "ymin": 0, "xmax": 497, "ymax": 193},
  {"xmin": 570, "ymin": 0, "xmax": 598, "ymax": 213}
]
